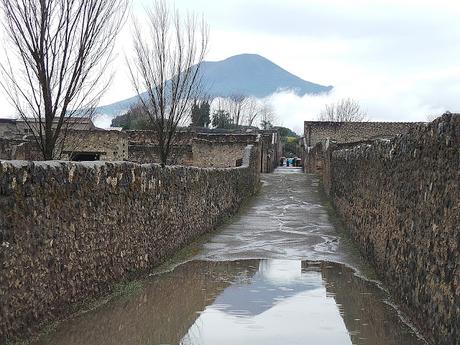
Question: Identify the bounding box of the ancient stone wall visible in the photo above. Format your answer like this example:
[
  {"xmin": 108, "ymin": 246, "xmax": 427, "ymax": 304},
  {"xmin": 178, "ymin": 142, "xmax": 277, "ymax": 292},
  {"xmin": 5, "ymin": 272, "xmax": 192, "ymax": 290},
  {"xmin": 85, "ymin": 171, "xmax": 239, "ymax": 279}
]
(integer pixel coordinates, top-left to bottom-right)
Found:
[
  {"xmin": 304, "ymin": 139, "xmax": 376, "ymax": 175},
  {"xmin": 0, "ymin": 138, "xmax": 42, "ymax": 160},
  {"xmin": 62, "ymin": 130, "xmax": 128, "ymax": 161},
  {"xmin": 320, "ymin": 114, "xmax": 459, "ymax": 345},
  {"xmin": 126, "ymin": 131, "xmax": 260, "ymax": 168},
  {"xmin": 0, "ymin": 129, "xmax": 280, "ymax": 173},
  {"xmin": 128, "ymin": 144, "xmax": 193, "ymax": 166},
  {"xmin": 0, "ymin": 138, "xmax": 22, "ymax": 160},
  {"xmin": 303, "ymin": 141, "xmax": 324, "ymax": 174},
  {"xmin": 0, "ymin": 120, "xmax": 19, "ymax": 139},
  {"xmin": 126, "ymin": 130, "xmax": 194, "ymax": 147},
  {"xmin": 0, "ymin": 145, "xmax": 260, "ymax": 342},
  {"xmin": 260, "ymin": 131, "xmax": 282, "ymax": 173},
  {"xmin": 0, "ymin": 131, "xmax": 127, "ymax": 161},
  {"xmin": 304, "ymin": 120, "xmax": 421, "ymax": 148},
  {"xmin": 191, "ymin": 134, "xmax": 258, "ymax": 168},
  {"xmin": 192, "ymin": 140, "xmax": 250, "ymax": 168}
]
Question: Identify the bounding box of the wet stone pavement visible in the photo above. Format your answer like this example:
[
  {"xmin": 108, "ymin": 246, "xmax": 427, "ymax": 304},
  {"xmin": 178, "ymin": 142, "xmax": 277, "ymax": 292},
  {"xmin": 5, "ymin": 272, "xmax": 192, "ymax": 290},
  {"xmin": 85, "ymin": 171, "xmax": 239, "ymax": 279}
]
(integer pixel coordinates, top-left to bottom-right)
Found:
[
  {"xmin": 195, "ymin": 167, "xmax": 356, "ymax": 263},
  {"xmin": 33, "ymin": 167, "xmax": 426, "ymax": 345}
]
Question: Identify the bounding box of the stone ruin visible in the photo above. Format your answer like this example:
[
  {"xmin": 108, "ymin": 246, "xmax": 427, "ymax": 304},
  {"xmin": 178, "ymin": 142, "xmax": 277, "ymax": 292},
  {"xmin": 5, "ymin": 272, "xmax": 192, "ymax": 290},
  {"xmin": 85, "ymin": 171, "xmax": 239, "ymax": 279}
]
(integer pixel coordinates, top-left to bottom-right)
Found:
[{"xmin": 0, "ymin": 119, "xmax": 282, "ymax": 173}]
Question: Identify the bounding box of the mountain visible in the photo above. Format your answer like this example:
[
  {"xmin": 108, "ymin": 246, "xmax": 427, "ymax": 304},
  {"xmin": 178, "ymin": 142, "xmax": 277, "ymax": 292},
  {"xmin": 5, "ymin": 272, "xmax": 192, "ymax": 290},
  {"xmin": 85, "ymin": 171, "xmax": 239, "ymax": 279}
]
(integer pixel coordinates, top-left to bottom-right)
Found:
[{"xmin": 96, "ymin": 54, "xmax": 332, "ymax": 116}]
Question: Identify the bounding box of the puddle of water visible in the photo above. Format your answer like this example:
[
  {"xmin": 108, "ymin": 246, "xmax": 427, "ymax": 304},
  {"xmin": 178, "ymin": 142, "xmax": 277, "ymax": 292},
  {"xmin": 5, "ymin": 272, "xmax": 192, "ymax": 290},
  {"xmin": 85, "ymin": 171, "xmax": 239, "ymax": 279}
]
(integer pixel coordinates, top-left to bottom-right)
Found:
[{"xmin": 33, "ymin": 260, "xmax": 425, "ymax": 345}]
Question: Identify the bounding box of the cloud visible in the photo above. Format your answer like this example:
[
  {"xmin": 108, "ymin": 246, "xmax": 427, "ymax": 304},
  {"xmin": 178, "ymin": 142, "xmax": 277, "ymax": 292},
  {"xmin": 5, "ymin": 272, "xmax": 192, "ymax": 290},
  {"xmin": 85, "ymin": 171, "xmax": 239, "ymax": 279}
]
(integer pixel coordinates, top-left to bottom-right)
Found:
[
  {"xmin": 93, "ymin": 114, "xmax": 115, "ymax": 129},
  {"xmin": 2, "ymin": 0, "xmax": 460, "ymax": 129},
  {"xmin": 270, "ymin": 69, "xmax": 460, "ymax": 133}
]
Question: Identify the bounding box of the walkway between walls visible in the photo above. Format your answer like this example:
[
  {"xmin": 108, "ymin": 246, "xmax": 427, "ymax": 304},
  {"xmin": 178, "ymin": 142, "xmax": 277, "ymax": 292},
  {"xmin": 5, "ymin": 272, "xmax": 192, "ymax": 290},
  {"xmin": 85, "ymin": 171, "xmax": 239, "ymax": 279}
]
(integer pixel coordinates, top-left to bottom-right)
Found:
[
  {"xmin": 32, "ymin": 167, "xmax": 427, "ymax": 345},
  {"xmin": 196, "ymin": 167, "xmax": 363, "ymax": 266}
]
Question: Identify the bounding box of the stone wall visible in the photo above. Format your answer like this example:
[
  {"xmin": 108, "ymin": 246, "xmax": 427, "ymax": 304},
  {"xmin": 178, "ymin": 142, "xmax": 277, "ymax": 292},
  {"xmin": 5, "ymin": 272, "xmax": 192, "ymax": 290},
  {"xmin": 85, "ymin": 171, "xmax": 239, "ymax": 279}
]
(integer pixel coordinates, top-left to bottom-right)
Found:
[
  {"xmin": 0, "ymin": 145, "xmax": 260, "ymax": 342},
  {"xmin": 192, "ymin": 134, "xmax": 258, "ymax": 168},
  {"xmin": 0, "ymin": 138, "xmax": 22, "ymax": 160},
  {"xmin": 304, "ymin": 120, "xmax": 421, "ymax": 148},
  {"xmin": 128, "ymin": 144, "xmax": 193, "ymax": 166},
  {"xmin": 304, "ymin": 139, "xmax": 376, "ymax": 175},
  {"xmin": 0, "ymin": 120, "xmax": 18, "ymax": 139},
  {"xmin": 62, "ymin": 130, "xmax": 128, "ymax": 161},
  {"xmin": 0, "ymin": 129, "xmax": 281, "ymax": 173},
  {"xmin": 304, "ymin": 141, "xmax": 325, "ymax": 174},
  {"xmin": 260, "ymin": 130, "xmax": 282, "ymax": 173},
  {"xmin": 126, "ymin": 131, "xmax": 261, "ymax": 168},
  {"xmin": 0, "ymin": 131, "xmax": 127, "ymax": 161},
  {"xmin": 192, "ymin": 141, "xmax": 249, "ymax": 168},
  {"xmin": 318, "ymin": 114, "xmax": 459, "ymax": 345},
  {"xmin": 0, "ymin": 138, "xmax": 42, "ymax": 161}
]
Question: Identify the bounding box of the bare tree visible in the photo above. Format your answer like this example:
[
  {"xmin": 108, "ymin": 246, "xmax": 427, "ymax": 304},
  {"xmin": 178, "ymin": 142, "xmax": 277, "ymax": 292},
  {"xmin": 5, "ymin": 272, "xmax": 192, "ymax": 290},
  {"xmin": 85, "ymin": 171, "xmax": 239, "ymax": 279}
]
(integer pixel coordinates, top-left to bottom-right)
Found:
[
  {"xmin": 228, "ymin": 94, "xmax": 246, "ymax": 126},
  {"xmin": 243, "ymin": 97, "xmax": 261, "ymax": 127},
  {"xmin": 318, "ymin": 98, "xmax": 367, "ymax": 122},
  {"xmin": 259, "ymin": 100, "xmax": 275, "ymax": 129},
  {"xmin": 128, "ymin": 0, "xmax": 209, "ymax": 166},
  {"xmin": 210, "ymin": 94, "xmax": 246, "ymax": 127},
  {"xmin": 0, "ymin": 0, "xmax": 128, "ymax": 160},
  {"xmin": 210, "ymin": 95, "xmax": 263, "ymax": 128}
]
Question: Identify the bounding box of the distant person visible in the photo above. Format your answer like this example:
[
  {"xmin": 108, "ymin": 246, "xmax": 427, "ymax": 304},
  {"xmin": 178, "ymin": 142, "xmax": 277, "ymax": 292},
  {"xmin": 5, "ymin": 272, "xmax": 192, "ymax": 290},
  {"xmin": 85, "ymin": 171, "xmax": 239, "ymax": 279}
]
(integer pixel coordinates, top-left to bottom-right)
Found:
[{"xmin": 280, "ymin": 158, "xmax": 284, "ymax": 166}]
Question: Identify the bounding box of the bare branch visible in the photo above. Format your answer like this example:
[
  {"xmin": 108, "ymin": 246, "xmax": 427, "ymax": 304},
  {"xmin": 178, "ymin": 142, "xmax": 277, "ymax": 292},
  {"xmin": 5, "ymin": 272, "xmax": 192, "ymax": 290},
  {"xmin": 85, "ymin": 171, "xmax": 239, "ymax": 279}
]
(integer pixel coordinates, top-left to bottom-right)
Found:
[
  {"xmin": 127, "ymin": 0, "xmax": 209, "ymax": 166},
  {"xmin": 259, "ymin": 99, "xmax": 276, "ymax": 129},
  {"xmin": 318, "ymin": 98, "xmax": 367, "ymax": 122},
  {"xmin": 0, "ymin": 0, "xmax": 128, "ymax": 159}
]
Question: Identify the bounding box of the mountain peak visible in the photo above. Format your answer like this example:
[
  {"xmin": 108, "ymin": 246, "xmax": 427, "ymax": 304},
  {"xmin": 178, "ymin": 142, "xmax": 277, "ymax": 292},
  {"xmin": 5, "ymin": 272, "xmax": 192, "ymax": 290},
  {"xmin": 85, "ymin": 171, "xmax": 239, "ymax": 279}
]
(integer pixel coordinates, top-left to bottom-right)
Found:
[
  {"xmin": 96, "ymin": 53, "xmax": 332, "ymax": 116},
  {"xmin": 200, "ymin": 53, "xmax": 332, "ymax": 98},
  {"xmin": 222, "ymin": 53, "xmax": 267, "ymax": 61}
]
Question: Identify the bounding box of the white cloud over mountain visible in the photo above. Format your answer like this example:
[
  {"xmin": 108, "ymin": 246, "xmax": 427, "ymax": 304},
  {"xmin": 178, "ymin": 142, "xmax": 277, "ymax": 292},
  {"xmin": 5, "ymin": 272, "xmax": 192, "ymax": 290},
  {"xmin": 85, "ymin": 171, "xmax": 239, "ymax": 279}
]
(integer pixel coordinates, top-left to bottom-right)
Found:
[{"xmin": 3, "ymin": 0, "xmax": 460, "ymax": 131}]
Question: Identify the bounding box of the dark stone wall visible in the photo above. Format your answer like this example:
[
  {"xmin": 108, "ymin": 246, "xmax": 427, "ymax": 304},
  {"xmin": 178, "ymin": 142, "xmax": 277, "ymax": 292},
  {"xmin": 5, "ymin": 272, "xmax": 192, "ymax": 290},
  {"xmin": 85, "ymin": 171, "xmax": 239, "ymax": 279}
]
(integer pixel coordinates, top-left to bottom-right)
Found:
[
  {"xmin": 260, "ymin": 131, "xmax": 282, "ymax": 173},
  {"xmin": 0, "ymin": 138, "xmax": 42, "ymax": 160},
  {"xmin": 321, "ymin": 114, "xmax": 459, "ymax": 345},
  {"xmin": 304, "ymin": 120, "xmax": 421, "ymax": 148},
  {"xmin": 0, "ymin": 121, "xmax": 19, "ymax": 140},
  {"xmin": 304, "ymin": 142, "xmax": 324, "ymax": 174},
  {"xmin": 0, "ymin": 145, "xmax": 260, "ymax": 342},
  {"xmin": 0, "ymin": 138, "xmax": 21, "ymax": 160}
]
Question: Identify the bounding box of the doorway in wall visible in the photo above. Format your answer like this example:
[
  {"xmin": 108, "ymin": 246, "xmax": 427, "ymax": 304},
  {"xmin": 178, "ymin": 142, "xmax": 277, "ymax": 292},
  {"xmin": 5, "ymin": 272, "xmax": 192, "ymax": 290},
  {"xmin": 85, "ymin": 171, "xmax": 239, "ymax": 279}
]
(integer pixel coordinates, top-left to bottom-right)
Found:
[{"xmin": 71, "ymin": 152, "xmax": 101, "ymax": 161}]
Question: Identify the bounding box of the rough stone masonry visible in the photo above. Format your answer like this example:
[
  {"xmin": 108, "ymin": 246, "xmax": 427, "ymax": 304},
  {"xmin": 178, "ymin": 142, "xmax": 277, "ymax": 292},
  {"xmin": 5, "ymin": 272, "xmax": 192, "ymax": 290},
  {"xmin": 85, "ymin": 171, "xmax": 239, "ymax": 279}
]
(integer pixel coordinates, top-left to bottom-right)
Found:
[
  {"xmin": 0, "ymin": 145, "xmax": 260, "ymax": 342},
  {"xmin": 317, "ymin": 114, "xmax": 459, "ymax": 345}
]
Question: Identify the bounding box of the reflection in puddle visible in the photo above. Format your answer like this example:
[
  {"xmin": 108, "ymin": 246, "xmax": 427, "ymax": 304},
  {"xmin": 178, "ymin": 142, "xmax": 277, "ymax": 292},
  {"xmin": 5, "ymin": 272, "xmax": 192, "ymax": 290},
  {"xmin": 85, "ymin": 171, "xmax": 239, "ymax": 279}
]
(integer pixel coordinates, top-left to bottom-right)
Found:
[{"xmin": 34, "ymin": 260, "xmax": 424, "ymax": 345}]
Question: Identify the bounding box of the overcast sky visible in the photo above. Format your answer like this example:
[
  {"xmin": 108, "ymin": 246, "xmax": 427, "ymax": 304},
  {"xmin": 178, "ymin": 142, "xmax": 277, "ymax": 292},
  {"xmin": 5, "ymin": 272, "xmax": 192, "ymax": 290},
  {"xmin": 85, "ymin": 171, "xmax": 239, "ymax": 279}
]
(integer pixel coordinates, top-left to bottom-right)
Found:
[{"xmin": 2, "ymin": 0, "xmax": 460, "ymax": 132}]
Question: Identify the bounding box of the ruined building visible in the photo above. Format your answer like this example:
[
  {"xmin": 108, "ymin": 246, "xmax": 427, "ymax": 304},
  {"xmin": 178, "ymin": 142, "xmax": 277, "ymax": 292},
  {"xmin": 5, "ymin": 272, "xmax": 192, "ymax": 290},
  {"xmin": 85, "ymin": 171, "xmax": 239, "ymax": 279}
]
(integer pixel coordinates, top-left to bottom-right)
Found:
[{"xmin": 0, "ymin": 119, "xmax": 282, "ymax": 173}]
